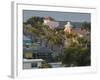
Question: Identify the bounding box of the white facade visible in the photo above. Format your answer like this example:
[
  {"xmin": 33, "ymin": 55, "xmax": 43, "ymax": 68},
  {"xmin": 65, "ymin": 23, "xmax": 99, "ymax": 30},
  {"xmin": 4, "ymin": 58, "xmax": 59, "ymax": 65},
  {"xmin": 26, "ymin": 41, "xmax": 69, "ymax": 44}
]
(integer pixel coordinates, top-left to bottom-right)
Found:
[
  {"xmin": 23, "ymin": 59, "xmax": 44, "ymax": 69},
  {"xmin": 64, "ymin": 22, "xmax": 73, "ymax": 33},
  {"xmin": 43, "ymin": 19, "xmax": 59, "ymax": 29}
]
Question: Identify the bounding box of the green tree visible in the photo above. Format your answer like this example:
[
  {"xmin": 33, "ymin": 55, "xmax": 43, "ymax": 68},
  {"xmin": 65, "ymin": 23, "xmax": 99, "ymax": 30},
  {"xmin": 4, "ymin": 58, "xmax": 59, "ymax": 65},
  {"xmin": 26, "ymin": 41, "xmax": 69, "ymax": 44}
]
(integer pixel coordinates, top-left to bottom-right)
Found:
[
  {"xmin": 62, "ymin": 47, "xmax": 90, "ymax": 67},
  {"xmin": 81, "ymin": 22, "xmax": 91, "ymax": 31},
  {"xmin": 26, "ymin": 16, "xmax": 43, "ymax": 26}
]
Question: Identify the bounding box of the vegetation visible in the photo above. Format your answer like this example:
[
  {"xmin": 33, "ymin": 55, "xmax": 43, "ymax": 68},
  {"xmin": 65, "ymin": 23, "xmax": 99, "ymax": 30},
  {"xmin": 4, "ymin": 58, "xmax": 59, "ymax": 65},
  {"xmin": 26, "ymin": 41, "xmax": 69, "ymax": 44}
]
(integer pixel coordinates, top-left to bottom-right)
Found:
[
  {"xmin": 23, "ymin": 16, "xmax": 91, "ymax": 67},
  {"xmin": 62, "ymin": 23, "xmax": 91, "ymax": 66},
  {"xmin": 40, "ymin": 62, "xmax": 52, "ymax": 68},
  {"xmin": 81, "ymin": 22, "xmax": 91, "ymax": 31},
  {"xmin": 25, "ymin": 16, "xmax": 43, "ymax": 26},
  {"xmin": 62, "ymin": 47, "xmax": 90, "ymax": 66},
  {"xmin": 24, "ymin": 16, "xmax": 65, "ymax": 52}
]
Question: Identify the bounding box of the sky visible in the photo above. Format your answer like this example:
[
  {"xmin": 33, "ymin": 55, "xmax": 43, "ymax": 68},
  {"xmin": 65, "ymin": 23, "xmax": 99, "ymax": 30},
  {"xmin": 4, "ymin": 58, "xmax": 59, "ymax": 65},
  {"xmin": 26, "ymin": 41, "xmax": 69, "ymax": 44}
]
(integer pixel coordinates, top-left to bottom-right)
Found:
[{"xmin": 23, "ymin": 10, "xmax": 91, "ymax": 22}]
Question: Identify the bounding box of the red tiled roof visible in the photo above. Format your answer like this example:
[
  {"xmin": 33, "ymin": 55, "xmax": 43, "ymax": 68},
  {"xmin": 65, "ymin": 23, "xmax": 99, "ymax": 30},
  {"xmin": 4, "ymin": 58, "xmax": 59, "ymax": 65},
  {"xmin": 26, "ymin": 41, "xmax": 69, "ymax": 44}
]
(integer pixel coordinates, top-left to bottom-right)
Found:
[{"xmin": 72, "ymin": 28, "xmax": 87, "ymax": 35}]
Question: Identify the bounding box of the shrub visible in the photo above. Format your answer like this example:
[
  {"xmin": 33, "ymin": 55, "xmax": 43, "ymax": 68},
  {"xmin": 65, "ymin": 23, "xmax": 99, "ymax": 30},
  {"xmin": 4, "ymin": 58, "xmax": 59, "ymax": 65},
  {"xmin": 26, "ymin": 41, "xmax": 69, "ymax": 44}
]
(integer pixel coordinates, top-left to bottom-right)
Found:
[{"xmin": 62, "ymin": 47, "xmax": 90, "ymax": 67}]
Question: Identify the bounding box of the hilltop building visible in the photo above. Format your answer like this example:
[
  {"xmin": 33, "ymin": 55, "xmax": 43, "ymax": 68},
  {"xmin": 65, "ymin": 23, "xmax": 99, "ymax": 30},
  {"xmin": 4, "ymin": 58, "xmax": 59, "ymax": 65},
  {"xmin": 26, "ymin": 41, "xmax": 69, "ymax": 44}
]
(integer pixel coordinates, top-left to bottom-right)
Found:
[
  {"xmin": 43, "ymin": 16, "xmax": 59, "ymax": 29},
  {"xmin": 64, "ymin": 22, "xmax": 73, "ymax": 33},
  {"xmin": 64, "ymin": 22, "xmax": 90, "ymax": 38}
]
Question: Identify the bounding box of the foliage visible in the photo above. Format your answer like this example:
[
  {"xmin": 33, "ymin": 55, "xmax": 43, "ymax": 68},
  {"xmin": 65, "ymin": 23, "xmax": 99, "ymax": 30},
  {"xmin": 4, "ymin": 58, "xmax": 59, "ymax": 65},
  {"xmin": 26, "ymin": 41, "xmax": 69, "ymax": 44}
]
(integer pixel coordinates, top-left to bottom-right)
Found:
[
  {"xmin": 24, "ymin": 16, "xmax": 65, "ymax": 46},
  {"xmin": 26, "ymin": 16, "xmax": 43, "ymax": 26},
  {"xmin": 40, "ymin": 62, "xmax": 52, "ymax": 68},
  {"xmin": 23, "ymin": 16, "xmax": 91, "ymax": 66},
  {"xmin": 81, "ymin": 22, "xmax": 91, "ymax": 31},
  {"xmin": 62, "ymin": 47, "xmax": 90, "ymax": 66}
]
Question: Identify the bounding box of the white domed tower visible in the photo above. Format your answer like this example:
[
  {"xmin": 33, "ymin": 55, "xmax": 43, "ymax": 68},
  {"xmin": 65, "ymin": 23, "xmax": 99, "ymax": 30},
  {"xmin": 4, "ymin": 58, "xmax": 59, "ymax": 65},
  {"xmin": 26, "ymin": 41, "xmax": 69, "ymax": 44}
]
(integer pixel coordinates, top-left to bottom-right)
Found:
[{"xmin": 64, "ymin": 22, "xmax": 73, "ymax": 33}]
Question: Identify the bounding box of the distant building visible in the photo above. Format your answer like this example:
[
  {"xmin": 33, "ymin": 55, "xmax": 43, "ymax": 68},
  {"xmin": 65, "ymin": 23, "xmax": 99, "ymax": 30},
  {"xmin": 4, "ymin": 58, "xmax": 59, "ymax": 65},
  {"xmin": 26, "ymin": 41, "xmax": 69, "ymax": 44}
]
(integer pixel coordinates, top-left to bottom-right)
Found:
[
  {"xmin": 23, "ymin": 35, "xmax": 33, "ymax": 59},
  {"xmin": 23, "ymin": 35, "xmax": 53, "ymax": 62},
  {"xmin": 23, "ymin": 35, "xmax": 32, "ymax": 48},
  {"xmin": 32, "ymin": 47, "xmax": 53, "ymax": 62},
  {"xmin": 64, "ymin": 22, "xmax": 90, "ymax": 38},
  {"xmin": 23, "ymin": 59, "xmax": 44, "ymax": 69},
  {"xmin": 23, "ymin": 48, "xmax": 33, "ymax": 59},
  {"xmin": 43, "ymin": 16, "xmax": 59, "ymax": 29},
  {"xmin": 63, "ymin": 21, "xmax": 90, "ymax": 48},
  {"xmin": 64, "ymin": 22, "xmax": 73, "ymax": 33},
  {"xmin": 72, "ymin": 28, "xmax": 84, "ymax": 37}
]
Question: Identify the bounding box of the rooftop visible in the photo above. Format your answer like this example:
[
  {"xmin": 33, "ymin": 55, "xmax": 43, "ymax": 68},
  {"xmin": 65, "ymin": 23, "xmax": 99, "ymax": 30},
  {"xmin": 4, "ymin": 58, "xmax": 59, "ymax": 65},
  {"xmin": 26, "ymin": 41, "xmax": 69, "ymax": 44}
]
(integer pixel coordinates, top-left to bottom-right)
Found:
[{"xmin": 23, "ymin": 59, "xmax": 44, "ymax": 63}]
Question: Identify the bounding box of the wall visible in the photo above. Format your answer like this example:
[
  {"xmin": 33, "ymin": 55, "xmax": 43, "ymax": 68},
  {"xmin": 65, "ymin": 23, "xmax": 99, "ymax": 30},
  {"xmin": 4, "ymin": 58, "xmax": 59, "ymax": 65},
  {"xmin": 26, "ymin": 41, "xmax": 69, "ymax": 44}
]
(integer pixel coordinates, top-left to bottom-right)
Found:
[{"xmin": 0, "ymin": 0, "xmax": 100, "ymax": 80}]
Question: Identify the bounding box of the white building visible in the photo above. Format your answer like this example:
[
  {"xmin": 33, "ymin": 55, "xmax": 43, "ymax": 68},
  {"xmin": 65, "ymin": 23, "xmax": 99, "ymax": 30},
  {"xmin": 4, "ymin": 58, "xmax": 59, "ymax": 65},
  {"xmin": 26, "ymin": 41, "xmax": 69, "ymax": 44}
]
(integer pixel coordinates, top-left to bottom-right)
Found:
[
  {"xmin": 43, "ymin": 16, "xmax": 59, "ymax": 29},
  {"xmin": 64, "ymin": 22, "xmax": 73, "ymax": 33},
  {"xmin": 23, "ymin": 59, "xmax": 44, "ymax": 69}
]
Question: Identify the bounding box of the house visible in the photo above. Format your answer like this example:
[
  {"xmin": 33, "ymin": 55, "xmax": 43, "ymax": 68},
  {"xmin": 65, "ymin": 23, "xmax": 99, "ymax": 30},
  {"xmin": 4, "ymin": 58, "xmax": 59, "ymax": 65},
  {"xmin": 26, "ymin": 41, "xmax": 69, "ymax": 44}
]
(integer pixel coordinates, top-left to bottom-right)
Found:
[
  {"xmin": 23, "ymin": 35, "xmax": 33, "ymax": 59},
  {"xmin": 32, "ymin": 47, "xmax": 53, "ymax": 62},
  {"xmin": 43, "ymin": 16, "xmax": 59, "ymax": 29},
  {"xmin": 23, "ymin": 35, "xmax": 32, "ymax": 48},
  {"xmin": 23, "ymin": 59, "xmax": 44, "ymax": 69},
  {"xmin": 72, "ymin": 28, "xmax": 84, "ymax": 37},
  {"xmin": 23, "ymin": 48, "xmax": 33, "ymax": 59},
  {"xmin": 23, "ymin": 35, "xmax": 53, "ymax": 62},
  {"xmin": 64, "ymin": 22, "xmax": 90, "ymax": 38}
]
